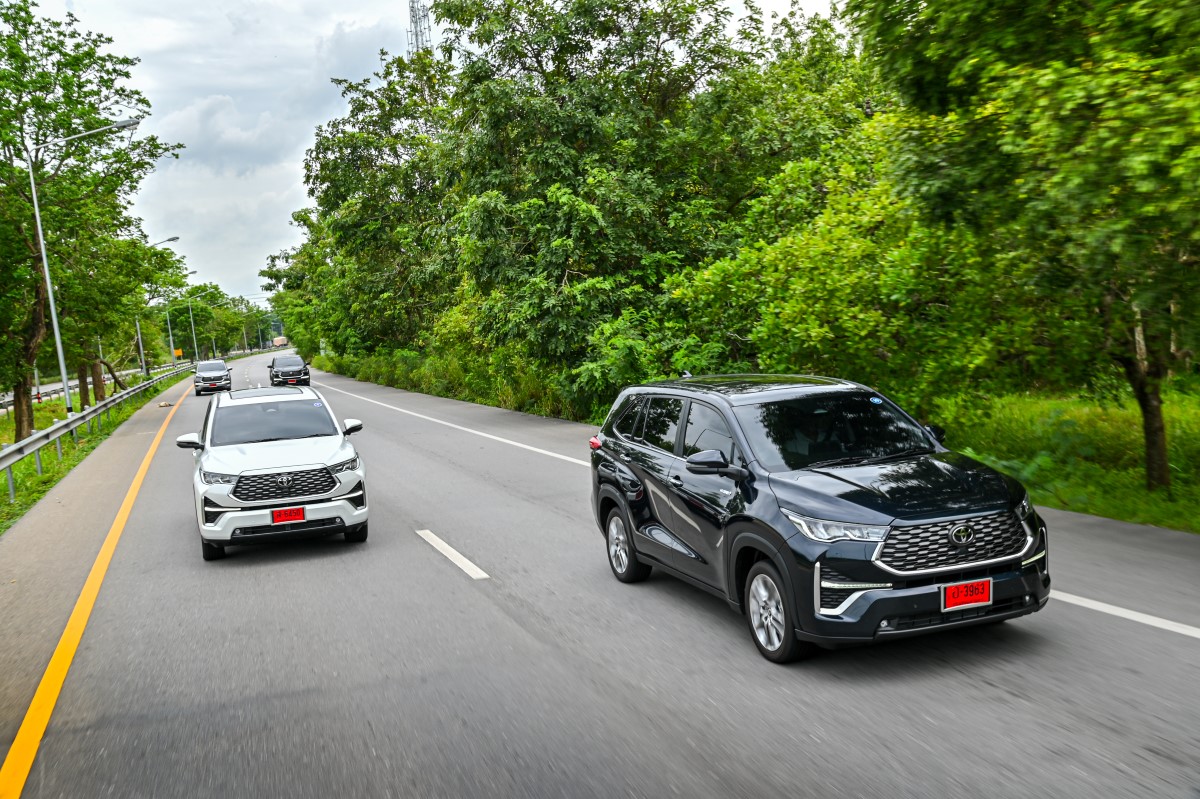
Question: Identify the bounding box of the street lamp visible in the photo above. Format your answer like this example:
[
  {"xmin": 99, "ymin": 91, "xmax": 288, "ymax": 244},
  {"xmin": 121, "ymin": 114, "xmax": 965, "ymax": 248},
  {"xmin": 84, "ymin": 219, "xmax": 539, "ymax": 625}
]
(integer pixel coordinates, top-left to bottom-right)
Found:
[
  {"xmin": 151, "ymin": 236, "xmax": 180, "ymax": 246},
  {"xmin": 26, "ymin": 117, "xmax": 140, "ymax": 415}
]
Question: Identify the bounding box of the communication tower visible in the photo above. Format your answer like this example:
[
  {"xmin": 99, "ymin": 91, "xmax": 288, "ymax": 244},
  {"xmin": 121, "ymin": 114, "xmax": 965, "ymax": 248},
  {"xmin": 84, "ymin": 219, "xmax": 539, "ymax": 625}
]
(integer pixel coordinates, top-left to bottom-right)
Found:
[{"xmin": 408, "ymin": 0, "xmax": 434, "ymax": 54}]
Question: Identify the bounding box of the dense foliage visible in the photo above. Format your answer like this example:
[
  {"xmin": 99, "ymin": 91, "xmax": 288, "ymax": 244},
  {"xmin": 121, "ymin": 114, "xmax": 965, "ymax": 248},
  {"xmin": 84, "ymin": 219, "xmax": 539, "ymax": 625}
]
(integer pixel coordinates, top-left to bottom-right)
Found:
[
  {"xmin": 0, "ymin": 0, "xmax": 273, "ymax": 440},
  {"xmin": 267, "ymin": 0, "xmax": 1196, "ymax": 497}
]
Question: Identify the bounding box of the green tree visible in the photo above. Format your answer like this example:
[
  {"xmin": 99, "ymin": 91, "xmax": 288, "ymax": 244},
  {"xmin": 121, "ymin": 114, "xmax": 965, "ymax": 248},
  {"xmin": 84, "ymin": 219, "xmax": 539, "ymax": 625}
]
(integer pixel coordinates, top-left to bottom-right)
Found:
[{"xmin": 844, "ymin": 0, "xmax": 1200, "ymax": 491}]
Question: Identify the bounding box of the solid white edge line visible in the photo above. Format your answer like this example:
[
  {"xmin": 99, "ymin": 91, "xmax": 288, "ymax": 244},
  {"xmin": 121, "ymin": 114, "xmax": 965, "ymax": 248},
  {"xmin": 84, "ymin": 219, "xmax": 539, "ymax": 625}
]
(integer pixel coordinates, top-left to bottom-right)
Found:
[
  {"xmin": 416, "ymin": 529, "xmax": 490, "ymax": 580},
  {"xmin": 1053, "ymin": 591, "xmax": 1200, "ymax": 641},
  {"xmin": 315, "ymin": 376, "xmax": 1200, "ymax": 643},
  {"xmin": 314, "ymin": 380, "xmax": 589, "ymax": 467}
]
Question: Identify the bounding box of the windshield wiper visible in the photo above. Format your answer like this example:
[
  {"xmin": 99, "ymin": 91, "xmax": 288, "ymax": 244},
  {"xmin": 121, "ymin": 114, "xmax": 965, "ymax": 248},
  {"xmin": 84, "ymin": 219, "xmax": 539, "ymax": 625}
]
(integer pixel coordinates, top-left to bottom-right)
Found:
[
  {"xmin": 242, "ymin": 433, "xmax": 334, "ymax": 443},
  {"xmin": 804, "ymin": 456, "xmax": 870, "ymax": 469},
  {"xmin": 858, "ymin": 447, "xmax": 936, "ymax": 465}
]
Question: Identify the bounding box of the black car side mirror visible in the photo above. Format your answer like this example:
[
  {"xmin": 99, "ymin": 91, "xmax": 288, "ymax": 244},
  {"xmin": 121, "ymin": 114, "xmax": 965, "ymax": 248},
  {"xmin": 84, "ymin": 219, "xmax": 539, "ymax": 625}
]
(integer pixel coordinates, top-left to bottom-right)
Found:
[
  {"xmin": 686, "ymin": 449, "xmax": 750, "ymax": 481},
  {"xmin": 926, "ymin": 424, "xmax": 947, "ymax": 443}
]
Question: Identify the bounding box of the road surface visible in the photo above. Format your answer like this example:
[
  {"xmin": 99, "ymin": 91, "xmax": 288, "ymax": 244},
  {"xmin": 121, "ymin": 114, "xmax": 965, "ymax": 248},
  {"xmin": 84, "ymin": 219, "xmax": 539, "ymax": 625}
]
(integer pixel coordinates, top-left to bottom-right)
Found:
[{"xmin": 1, "ymin": 351, "xmax": 1197, "ymax": 797}]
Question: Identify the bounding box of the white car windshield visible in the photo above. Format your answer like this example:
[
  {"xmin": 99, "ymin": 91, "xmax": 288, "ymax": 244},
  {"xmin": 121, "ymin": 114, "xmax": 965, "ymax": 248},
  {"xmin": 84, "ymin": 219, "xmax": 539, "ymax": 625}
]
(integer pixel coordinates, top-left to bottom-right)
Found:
[{"xmin": 210, "ymin": 401, "xmax": 338, "ymax": 446}]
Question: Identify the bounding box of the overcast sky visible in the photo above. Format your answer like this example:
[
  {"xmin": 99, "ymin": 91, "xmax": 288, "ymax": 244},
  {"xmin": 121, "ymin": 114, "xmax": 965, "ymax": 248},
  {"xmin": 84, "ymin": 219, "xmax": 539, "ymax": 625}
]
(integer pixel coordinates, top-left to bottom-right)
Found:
[{"xmin": 43, "ymin": 0, "xmax": 831, "ymax": 305}]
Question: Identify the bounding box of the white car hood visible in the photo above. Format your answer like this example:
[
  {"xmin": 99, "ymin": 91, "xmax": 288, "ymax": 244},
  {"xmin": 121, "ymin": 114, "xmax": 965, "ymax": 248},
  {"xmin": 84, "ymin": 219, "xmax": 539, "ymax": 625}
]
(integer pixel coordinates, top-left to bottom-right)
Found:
[{"xmin": 200, "ymin": 436, "xmax": 354, "ymax": 475}]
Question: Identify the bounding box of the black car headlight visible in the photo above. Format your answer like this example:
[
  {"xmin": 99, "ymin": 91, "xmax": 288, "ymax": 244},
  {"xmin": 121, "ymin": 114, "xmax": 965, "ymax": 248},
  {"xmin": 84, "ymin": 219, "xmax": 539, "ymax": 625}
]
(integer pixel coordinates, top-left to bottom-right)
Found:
[
  {"xmin": 782, "ymin": 509, "xmax": 889, "ymax": 543},
  {"xmin": 329, "ymin": 456, "xmax": 360, "ymax": 474}
]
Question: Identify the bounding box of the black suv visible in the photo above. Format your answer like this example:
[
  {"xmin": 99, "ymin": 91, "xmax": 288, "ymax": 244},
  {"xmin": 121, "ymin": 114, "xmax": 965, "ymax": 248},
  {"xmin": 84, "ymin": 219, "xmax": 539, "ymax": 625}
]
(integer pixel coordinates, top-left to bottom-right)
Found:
[
  {"xmin": 268, "ymin": 355, "xmax": 310, "ymax": 386},
  {"xmin": 589, "ymin": 375, "xmax": 1050, "ymax": 663}
]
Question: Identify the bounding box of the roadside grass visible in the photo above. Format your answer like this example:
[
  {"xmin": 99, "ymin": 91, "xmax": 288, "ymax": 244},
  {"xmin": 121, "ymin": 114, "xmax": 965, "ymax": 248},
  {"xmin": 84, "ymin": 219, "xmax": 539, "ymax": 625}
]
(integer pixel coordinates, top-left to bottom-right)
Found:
[
  {"xmin": 939, "ymin": 392, "xmax": 1200, "ymax": 533},
  {"xmin": 0, "ymin": 376, "xmax": 187, "ymax": 538}
]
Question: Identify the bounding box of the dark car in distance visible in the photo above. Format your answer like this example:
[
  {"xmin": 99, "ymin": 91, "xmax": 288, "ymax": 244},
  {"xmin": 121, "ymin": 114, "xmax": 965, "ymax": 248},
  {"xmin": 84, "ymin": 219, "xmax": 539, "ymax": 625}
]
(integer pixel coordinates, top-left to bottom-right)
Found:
[
  {"xmin": 268, "ymin": 354, "xmax": 310, "ymax": 386},
  {"xmin": 194, "ymin": 359, "xmax": 232, "ymax": 396},
  {"xmin": 589, "ymin": 375, "xmax": 1050, "ymax": 663}
]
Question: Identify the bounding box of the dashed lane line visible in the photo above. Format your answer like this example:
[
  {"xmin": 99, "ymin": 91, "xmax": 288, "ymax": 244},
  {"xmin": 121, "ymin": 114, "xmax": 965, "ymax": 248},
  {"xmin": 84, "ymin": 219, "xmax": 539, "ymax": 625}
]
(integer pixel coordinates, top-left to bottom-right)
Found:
[
  {"xmin": 1053, "ymin": 591, "xmax": 1200, "ymax": 641},
  {"xmin": 416, "ymin": 529, "xmax": 490, "ymax": 580},
  {"xmin": 315, "ymin": 379, "xmax": 1200, "ymax": 643}
]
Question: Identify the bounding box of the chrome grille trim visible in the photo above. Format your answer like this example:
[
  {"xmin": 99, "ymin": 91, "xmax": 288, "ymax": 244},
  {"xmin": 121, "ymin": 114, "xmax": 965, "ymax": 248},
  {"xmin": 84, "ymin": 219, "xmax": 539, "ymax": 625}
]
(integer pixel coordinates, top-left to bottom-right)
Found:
[
  {"xmin": 231, "ymin": 468, "xmax": 337, "ymax": 502},
  {"xmin": 875, "ymin": 511, "xmax": 1032, "ymax": 576}
]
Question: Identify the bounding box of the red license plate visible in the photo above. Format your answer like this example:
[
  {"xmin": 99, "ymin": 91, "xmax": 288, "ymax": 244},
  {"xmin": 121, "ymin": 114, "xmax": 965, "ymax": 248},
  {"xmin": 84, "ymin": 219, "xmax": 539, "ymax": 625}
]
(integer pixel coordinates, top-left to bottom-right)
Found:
[
  {"xmin": 272, "ymin": 507, "xmax": 305, "ymax": 524},
  {"xmin": 288, "ymin": 379, "xmax": 297, "ymax": 383},
  {"xmin": 942, "ymin": 578, "xmax": 992, "ymax": 611}
]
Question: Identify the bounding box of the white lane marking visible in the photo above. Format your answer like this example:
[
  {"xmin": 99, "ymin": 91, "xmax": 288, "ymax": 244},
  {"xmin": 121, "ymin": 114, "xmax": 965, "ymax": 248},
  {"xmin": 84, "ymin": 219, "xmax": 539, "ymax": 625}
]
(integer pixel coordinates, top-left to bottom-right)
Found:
[
  {"xmin": 317, "ymin": 379, "xmax": 1200, "ymax": 642},
  {"xmin": 1053, "ymin": 591, "xmax": 1200, "ymax": 641},
  {"xmin": 314, "ymin": 381, "xmax": 589, "ymax": 467},
  {"xmin": 416, "ymin": 529, "xmax": 490, "ymax": 580}
]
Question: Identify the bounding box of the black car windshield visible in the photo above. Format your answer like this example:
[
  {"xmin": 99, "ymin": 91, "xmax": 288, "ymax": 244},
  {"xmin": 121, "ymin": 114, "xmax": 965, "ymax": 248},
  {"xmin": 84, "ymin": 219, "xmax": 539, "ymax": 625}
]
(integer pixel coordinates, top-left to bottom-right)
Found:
[
  {"xmin": 274, "ymin": 357, "xmax": 304, "ymax": 369},
  {"xmin": 197, "ymin": 361, "xmax": 225, "ymax": 372},
  {"xmin": 732, "ymin": 391, "xmax": 934, "ymax": 472},
  {"xmin": 210, "ymin": 401, "xmax": 337, "ymax": 446}
]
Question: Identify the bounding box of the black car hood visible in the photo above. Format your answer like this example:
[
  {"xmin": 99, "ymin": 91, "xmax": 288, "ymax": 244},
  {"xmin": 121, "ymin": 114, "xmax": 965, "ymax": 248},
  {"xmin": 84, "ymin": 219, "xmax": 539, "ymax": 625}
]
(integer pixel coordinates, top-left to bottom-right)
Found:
[{"xmin": 768, "ymin": 452, "xmax": 1015, "ymax": 524}]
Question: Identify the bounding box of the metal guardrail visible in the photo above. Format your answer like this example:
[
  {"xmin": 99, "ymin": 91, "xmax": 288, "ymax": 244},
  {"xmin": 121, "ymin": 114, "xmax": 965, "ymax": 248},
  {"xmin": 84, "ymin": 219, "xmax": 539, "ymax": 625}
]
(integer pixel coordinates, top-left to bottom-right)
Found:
[
  {"xmin": 0, "ymin": 363, "xmax": 179, "ymax": 414},
  {"xmin": 1, "ymin": 364, "xmax": 193, "ymax": 502}
]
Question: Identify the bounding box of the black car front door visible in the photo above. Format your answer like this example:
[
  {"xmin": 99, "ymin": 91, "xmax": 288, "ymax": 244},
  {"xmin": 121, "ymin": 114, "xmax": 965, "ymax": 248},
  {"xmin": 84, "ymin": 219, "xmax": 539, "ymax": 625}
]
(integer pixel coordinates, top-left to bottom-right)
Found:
[{"xmin": 664, "ymin": 400, "xmax": 743, "ymax": 591}]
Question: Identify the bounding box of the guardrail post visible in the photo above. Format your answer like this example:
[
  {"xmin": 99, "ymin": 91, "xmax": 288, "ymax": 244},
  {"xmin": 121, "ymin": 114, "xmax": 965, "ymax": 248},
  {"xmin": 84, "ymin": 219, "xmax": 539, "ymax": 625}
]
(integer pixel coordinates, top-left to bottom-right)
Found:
[
  {"xmin": 33, "ymin": 431, "xmax": 42, "ymax": 475},
  {"xmin": 2, "ymin": 445, "xmax": 13, "ymax": 503},
  {"xmin": 55, "ymin": 435, "xmax": 63, "ymax": 461}
]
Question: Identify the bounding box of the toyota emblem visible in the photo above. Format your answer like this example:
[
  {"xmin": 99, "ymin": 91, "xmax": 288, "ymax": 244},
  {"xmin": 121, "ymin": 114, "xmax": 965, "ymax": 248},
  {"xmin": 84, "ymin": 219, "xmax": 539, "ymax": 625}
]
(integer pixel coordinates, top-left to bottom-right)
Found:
[
  {"xmin": 949, "ymin": 525, "xmax": 975, "ymax": 546},
  {"xmin": 276, "ymin": 474, "xmax": 294, "ymax": 489}
]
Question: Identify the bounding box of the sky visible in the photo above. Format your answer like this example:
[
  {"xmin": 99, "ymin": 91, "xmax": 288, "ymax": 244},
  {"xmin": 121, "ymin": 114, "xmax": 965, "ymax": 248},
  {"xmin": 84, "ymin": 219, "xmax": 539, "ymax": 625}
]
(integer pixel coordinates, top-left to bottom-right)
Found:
[{"xmin": 43, "ymin": 0, "xmax": 831, "ymax": 305}]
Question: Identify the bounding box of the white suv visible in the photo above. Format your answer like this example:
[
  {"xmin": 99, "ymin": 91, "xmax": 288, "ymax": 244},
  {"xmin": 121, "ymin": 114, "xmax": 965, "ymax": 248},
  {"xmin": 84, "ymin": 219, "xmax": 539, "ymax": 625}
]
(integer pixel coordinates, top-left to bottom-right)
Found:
[{"xmin": 176, "ymin": 386, "xmax": 369, "ymax": 560}]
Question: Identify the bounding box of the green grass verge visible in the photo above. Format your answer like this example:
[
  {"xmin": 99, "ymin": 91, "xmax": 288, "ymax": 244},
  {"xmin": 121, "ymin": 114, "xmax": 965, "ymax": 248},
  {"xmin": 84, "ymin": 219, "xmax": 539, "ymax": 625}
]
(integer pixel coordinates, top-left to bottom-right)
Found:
[
  {"xmin": 0, "ymin": 374, "xmax": 188, "ymax": 537},
  {"xmin": 939, "ymin": 393, "xmax": 1200, "ymax": 533}
]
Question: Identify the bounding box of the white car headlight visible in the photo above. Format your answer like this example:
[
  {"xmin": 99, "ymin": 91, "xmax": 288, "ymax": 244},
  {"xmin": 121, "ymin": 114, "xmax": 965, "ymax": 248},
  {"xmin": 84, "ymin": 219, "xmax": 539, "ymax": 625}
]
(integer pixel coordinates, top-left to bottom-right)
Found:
[
  {"xmin": 201, "ymin": 470, "xmax": 237, "ymax": 485},
  {"xmin": 329, "ymin": 456, "xmax": 360, "ymax": 474},
  {"xmin": 782, "ymin": 510, "xmax": 889, "ymax": 543}
]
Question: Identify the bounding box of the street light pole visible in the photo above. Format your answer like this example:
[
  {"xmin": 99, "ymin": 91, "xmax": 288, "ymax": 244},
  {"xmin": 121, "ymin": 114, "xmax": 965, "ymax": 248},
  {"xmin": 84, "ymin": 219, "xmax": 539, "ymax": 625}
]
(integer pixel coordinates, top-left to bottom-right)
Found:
[
  {"xmin": 166, "ymin": 310, "xmax": 176, "ymax": 367},
  {"xmin": 188, "ymin": 299, "xmax": 198, "ymax": 362},
  {"xmin": 24, "ymin": 118, "xmax": 139, "ymax": 417},
  {"xmin": 135, "ymin": 317, "xmax": 149, "ymax": 376}
]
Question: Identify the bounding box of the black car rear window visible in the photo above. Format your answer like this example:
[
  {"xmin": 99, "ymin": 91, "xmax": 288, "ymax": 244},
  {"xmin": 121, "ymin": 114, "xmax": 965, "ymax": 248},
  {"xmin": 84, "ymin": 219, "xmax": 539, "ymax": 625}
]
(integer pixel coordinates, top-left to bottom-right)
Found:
[
  {"xmin": 274, "ymin": 357, "xmax": 304, "ymax": 369},
  {"xmin": 210, "ymin": 401, "xmax": 337, "ymax": 446},
  {"xmin": 733, "ymin": 392, "xmax": 933, "ymax": 472},
  {"xmin": 642, "ymin": 398, "xmax": 683, "ymax": 454}
]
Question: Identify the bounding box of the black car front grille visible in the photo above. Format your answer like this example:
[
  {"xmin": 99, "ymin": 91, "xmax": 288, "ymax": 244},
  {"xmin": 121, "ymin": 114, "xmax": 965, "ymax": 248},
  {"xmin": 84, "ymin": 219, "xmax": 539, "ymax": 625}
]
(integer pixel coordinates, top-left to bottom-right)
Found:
[
  {"xmin": 820, "ymin": 566, "xmax": 858, "ymax": 609},
  {"xmin": 879, "ymin": 512, "xmax": 1027, "ymax": 573},
  {"xmin": 232, "ymin": 468, "xmax": 336, "ymax": 502}
]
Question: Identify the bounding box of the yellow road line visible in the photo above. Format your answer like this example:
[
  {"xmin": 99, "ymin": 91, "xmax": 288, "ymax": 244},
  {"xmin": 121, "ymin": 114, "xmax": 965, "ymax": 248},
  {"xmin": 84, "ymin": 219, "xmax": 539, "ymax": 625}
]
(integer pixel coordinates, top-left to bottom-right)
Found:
[{"xmin": 0, "ymin": 384, "xmax": 190, "ymax": 798}]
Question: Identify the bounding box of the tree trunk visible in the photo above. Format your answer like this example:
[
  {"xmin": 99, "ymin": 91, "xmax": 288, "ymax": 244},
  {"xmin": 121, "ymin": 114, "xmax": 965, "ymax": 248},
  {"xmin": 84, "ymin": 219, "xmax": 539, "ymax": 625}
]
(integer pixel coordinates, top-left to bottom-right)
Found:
[
  {"xmin": 11, "ymin": 375, "xmax": 35, "ymax": 442},
  {"xmin": 1116, "ymin": 311, "xmax": 1173, "ymax": 493},
  {"xmin": 91, "ymin": 360, "xmax": 106, "ymax": 401},
  {"xmin": 100, "ymin": 359, "xmax": 128, "ymax": 391},
  {"xmin": 77, "ymin": 363, "xmax": 91, "ymax": 410}
]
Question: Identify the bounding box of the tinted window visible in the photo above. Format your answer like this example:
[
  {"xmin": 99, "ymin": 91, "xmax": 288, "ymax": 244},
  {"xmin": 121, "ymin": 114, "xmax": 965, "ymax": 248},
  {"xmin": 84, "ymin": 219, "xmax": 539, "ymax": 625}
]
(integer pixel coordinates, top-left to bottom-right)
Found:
[
  {"xmin": 274, "ymin": 356, "xmax": 304, "ymax": 369},
  {"xmin": 612, "ymin": 396, "xmax": 644, "ymax": 440},
  {"xmin": 642, "ymin": 398, "xmax": 683, "ymax": 454},
  {"xmin": 197, "ymin": 361, "xmax": 225, "ymax": 371},
  {"xmin": 210, "ymin": 401, "xmax": 338, "ymax": 446},
  {"xmin": 733, "ymin": 391, "xmax": 933, "ymax": 472},
  {"xmin": 683, "ymin": 403, "xmax": 736, "ymax": 462}
]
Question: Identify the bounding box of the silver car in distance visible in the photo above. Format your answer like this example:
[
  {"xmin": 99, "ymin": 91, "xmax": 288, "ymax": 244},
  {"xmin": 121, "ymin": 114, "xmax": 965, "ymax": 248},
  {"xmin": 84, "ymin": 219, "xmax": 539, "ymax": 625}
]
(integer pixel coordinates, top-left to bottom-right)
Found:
[{"xmin": 176, "ymin": 386, "xmax": 368, "ymax": 561}]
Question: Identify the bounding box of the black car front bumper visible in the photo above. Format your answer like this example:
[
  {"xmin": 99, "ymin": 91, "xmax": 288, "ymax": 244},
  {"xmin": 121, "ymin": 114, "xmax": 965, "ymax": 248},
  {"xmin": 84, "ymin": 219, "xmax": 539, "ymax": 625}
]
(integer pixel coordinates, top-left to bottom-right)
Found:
[{"xmin": 796, "ymin": 561, "xmax": 1051, "ymax": 646}]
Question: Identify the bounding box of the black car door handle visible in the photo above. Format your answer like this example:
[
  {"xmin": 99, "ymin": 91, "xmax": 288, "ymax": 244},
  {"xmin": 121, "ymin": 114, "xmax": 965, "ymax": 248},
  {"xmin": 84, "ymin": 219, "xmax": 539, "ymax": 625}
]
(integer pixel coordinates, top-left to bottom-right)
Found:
[{"xmin": 669, "ymin": 475, "xmax": 683, "ymax": 487}]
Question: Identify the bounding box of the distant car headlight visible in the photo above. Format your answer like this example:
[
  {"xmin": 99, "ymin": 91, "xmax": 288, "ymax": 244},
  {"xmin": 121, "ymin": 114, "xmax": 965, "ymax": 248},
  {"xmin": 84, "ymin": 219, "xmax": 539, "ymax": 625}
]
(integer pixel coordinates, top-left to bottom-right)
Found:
[
  {"xmin": 1016, "ymin": 494, "xmax": 1034, "ymax": 520},
  {"xmin": 329, "ymin": 456, "xmax": 360, "ymax": 474},
  {"xmin": 782, "ymin": 510, "xmax": 889, "ymax": 543},
  {"xmin": 201, "ymin": 470, "xmax": 237, "ymax": 485}
]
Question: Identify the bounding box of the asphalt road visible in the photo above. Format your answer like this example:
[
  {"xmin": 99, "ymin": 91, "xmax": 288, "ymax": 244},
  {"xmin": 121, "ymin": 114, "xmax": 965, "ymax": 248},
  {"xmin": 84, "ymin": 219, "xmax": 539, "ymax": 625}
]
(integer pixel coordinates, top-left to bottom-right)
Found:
[{"xmin": 1, "ymin": 351, "xmax": 1198, "ymax": 798}]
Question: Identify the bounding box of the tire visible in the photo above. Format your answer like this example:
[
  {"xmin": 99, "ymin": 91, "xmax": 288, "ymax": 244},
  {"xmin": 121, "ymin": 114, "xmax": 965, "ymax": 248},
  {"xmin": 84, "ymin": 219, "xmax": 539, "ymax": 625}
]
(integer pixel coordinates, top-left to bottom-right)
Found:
[
  {"xmin": 195, "ymin": 389, "xmax": 202, "ymax": 396},
  {"xmin": 744, "ymin": 560, "xmax": 811, "ymax": 664},
  {"xmin": 201, "ymin": 540, "xmax": 226, "ymax": 561},
  {"xmin": 605, "ymin": 507, "xmax": 650, "ymax": 583},
  {"xmin": 345, "ymin": 522, "xmax": 368, "ymax": 543}
]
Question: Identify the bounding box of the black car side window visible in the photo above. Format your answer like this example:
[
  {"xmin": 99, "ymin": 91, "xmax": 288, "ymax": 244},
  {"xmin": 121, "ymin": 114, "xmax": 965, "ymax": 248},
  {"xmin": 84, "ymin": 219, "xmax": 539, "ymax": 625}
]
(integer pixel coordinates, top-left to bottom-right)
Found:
[
  {"xmin": 683, "ymin": 402, "xmax": 736, "ymax": 463},
  {"xmin": 642, "ymin": 397, "xmax": 683, "ymax": 454},
  {"xmin": 612, "ymin": 396, "xmax": 644, "ymax": 441}
]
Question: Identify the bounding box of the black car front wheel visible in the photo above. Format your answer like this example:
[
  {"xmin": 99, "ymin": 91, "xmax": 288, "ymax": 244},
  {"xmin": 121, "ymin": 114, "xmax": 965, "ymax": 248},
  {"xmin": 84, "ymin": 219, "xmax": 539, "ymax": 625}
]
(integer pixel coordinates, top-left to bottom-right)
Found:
[
  {"xmin": 744, "ymin": 560, "xmax": 811, "ymax": 664},
  {"xmin": 605, "ymin": 507, "xmax": 650, "ymax": 583}
]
